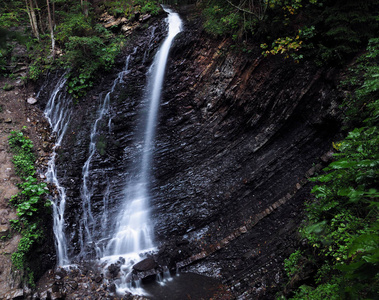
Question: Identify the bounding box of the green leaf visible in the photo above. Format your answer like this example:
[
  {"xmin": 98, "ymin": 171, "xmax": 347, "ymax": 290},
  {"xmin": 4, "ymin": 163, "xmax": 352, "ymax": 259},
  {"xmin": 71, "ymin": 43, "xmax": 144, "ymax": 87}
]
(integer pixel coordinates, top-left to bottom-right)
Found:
[{"xmin": 329, "ymin": 159, "xmax": 357, "ymax": 169}]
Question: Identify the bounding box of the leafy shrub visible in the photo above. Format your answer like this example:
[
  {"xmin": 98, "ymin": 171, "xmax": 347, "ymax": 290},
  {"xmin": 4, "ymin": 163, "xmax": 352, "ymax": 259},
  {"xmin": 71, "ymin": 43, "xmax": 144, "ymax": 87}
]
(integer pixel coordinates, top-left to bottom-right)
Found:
[
  {"xmin": 202, "ymin": 4, "xmax": 242, "ymax": 37},
  {"xmin": 318, "ymin": 0, "xmax": 378, "ymax": 64},
  {"xmin": 11, "ymin": 222, "xmax": 43, "ymax": 270},
  {"xmin": 290, "ymin": 279, "xmax": 342, "ymax": 300},
  {"xmin": 55, "ymin": 12, "xmax": 93, "ymax": 44},
  {"xmin": 139, "ymin": 0, "xmax": 161, "ymax": 15},
  {"xmin": 8, "ymin": 128, "xmax": 50, "ymax": 279},
  {"xmin": 340, "ymin": 38, "xmax": 379, "ymax": 128},
  {"xmin": 285, "ymin": 37, "xmax": 379, "ymax": 299},
  {"xmin": 284, "ymin": 250, "xmax": 303, "ymax": 277},
  {"xmin": 8, "ymin": 129, "xmax": 36, "ymax": 178},
  {"xmin": 63, "ymin": 35, "xmax": 121, "ymax": 98}
]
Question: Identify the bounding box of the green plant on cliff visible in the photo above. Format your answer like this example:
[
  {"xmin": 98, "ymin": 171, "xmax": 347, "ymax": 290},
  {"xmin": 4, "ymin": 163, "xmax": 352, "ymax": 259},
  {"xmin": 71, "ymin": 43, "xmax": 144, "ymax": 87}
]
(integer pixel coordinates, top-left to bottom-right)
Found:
[
  {"xmin": 63, "ymin": 34, "xmax": 122, "ymax": 98},
  {"xmin": 282, "ymin": 39, "xmax": 379, "ymax": 299},
  {"xmin": 52, "ymin": 6, "xmax": 124, "ymax": 98},
  {"xmin": 8, "ymin": 128, "xmax": 50, "ymax": 284},
  {"xmin": 137, "ymin": 0, "xmax": 161, "ymax": 15},
  {"xmin": 284, "ymin": 250, "xmax": 303, "ymax": 277},
  {"xmin": 8, "ymin": 128, "xmax": 36, "ymax": 178},
  {"xmin": 200, "ymin": 0, "xmax": 378, "ymax": 65},
  {"xmin": 1, "ymin": 0, "xmax": 161, "ymax": 98}
]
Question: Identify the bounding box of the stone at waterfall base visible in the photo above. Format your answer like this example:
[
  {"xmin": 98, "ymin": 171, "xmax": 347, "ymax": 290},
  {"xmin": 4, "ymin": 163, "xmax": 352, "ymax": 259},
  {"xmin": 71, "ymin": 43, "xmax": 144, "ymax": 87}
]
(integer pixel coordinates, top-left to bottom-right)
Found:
[{"xmin": 133, "ymin": 257, "xmax": 158, "ymax": 272}]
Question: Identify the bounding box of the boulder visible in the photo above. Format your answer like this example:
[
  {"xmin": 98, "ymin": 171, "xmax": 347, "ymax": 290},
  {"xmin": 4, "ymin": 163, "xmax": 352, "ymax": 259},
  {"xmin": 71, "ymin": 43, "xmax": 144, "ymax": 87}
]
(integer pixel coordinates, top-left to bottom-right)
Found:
[
  {"xmin": 0, "ymin": 224, "xmax": 10, "ymax": 237},
  {"xmin": 27, "ymin": 97, "xmax": 38, "ymax": 105},
  {"xmin": 132, "ymin": 258, "xmax": 157, "ymax": 272},
  {"xmin": 3, "ymin": 288, "xmax": 23, "ymax": 300}
]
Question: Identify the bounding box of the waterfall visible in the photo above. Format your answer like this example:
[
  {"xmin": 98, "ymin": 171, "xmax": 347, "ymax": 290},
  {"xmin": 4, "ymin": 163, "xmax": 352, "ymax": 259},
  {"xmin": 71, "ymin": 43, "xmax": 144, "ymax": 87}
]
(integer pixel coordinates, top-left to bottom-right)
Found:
[
  {"xmin": 142, "ymin": 25, "xmax": 157, "ymax": 64},
  {"xmin": 78, "ymin": 53, "xmax": 133, "ymax": 259},
  {"xmin": 43, "ymin": 73, "xmax": 72, "ymax": 266},
  {"xmin": 102, "ymin": 6, "xmax": 182, "ymax": 294},
  {"xmin": 42, "ymin": 5, "xmax": 182, "ymax": 287}
]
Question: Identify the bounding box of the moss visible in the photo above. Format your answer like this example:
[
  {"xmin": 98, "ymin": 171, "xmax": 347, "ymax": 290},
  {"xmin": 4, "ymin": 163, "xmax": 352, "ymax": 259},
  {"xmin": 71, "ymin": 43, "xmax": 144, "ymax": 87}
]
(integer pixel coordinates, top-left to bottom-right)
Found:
[{"xmin": 96, "ymin": 135, "xmax": 107, "ymax": 156}]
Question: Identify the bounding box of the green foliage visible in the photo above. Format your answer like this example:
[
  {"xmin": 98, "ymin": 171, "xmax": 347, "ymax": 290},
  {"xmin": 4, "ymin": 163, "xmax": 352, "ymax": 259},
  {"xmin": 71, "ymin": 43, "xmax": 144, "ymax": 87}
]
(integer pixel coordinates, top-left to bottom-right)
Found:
[
  {"xmin": 0, "ymin": 0, "xmax": 26, "ymax": 28},
  {"xmin": 11, "ymin": 222, "xmax": 43, "ymax": 271},
  {"xmin": 11, "ymin": 176, "xmax": 49, "ymax": 217},
  {"xmin": 202, "ymin": 4, "xmax": 242, "ymax": 37},
  {"xmin": 138, "ymin": 0, "xmax": 162, "ymax": 15},
  {"xmin": 50, "ymin": 2, "xmax": 127, "ymax": 98},
  {"xmin": 200, "ymin": 0, "xmax": 319, "ymax": 37},
  {"xmin": 0, "ymin": 0, "xmax": 161, "ymax": 95},
  {"xmin": 25, "ymin": 37, "xmax": 56, "ymax": 81},
  {"xmin": 63, "ymin": 35, "xmax": 121, "ymax": 98},
  {"xmin": 285, "ymin": 39, "xmax": 379, "ymax": 299},
  {"xmin": 102, "ymin": 0, "xmax": 132, "ymax": 17},
  {"xmin": 340, "ymin": 38, "xmax": 379, "ymax": 128},
  {"xmin": 55, "ymin": 12, "xmax": 93, "ymax": 44},
  {"xmin": 284, "ymin": 250, "xmax": 303, "ymax": 277},
  {"xmin": 199, "ymin": 0, "xmax": 378, "ymax": 65},
  {"xmin": 102, "ymin": 0, "xmax": 162, "ymax": 17},
  {"xmin": 261, "ymin": 26, "xmax": 315, "ymax": 61},
  {"xmin": 8, "ymin": 128, "xmax": 36, "ymax": 179},
  {"xmin": 290, "ymin": 278, "xmax": 342, "ymax": 300},
  {"xmin": 317, "ymin": 0, "xmax": 378, "ymax": 64},
  {"xmin": 0, "ymin": 1, "xmax": 32, "ymax": 77},
  {"xmin": 8, "ymin": 128, "xmax": 50, "ymax": 278},
  {"xmin": 201, "ymin": 0, "xmax": 261, "ymax": 38}
]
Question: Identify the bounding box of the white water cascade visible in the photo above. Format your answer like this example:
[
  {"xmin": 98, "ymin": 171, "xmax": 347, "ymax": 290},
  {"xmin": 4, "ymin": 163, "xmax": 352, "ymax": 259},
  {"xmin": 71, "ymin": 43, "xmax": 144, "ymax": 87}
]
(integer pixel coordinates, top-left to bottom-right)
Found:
[
  {"xmin": 43, "ymin": 73, "xmax": 73, "ymax": 266},
  {"xmin": 102, "ymin": 6, "xmax": 182, "ymax": 294},
  {"xmin": 78, "ymin": 53, "xmax": 134, "ymax": 258}
]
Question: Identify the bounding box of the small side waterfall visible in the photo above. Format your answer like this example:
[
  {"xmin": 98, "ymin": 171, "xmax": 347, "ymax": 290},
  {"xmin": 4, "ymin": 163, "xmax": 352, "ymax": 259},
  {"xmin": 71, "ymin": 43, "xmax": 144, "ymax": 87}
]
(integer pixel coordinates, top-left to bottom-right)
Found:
[
  {"xmin": 102, "ymin": 6, "xmax": 182, "ymax": 294},
  {"xmin": 43, "ymin": 73, "xmax": 72, "ymax": 266},
  {"xmin": 78, "ymin": 53, "xmax": 133, "ymax": 259}
]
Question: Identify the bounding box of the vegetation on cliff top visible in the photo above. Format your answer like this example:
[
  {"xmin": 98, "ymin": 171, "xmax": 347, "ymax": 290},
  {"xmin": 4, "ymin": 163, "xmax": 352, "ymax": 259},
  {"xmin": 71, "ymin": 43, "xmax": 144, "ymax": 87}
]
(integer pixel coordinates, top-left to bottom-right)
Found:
[
  {"xmin": 0, "ymin": 0, "xmax": 162, "ymax": 98},
  {"xmin": 201, "ymin": 0, "xmax": 378, "ymax": 65},
  {"xmin": 1, "ymin": 0, "xmax": 377, "ymax": 90}
]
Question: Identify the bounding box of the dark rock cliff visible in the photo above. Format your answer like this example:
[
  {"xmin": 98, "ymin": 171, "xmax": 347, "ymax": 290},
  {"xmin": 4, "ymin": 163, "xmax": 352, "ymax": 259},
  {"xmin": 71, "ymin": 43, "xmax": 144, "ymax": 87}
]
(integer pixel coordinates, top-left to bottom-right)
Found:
[
  {"xmin": 36, "ymin": 6, "xmax": 343, "ymax": 299},
  {"xmin": 150, "ymin": 8, "xmax": 343, "ymax": 298}
]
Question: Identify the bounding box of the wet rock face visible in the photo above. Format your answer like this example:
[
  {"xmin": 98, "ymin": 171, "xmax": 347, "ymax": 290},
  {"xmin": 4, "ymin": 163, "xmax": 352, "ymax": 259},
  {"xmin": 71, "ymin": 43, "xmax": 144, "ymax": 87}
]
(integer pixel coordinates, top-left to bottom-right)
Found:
[
  {"xmin": 150, "ymin": 9, "xmax": 342, "ymax": 298},
  {"xmin": 154, "ymin": 44, "xmax": 341, "ymax": 235},
  {"xmin": 38, "ymin": 8, "xmax": 343, "ymax": 299}
]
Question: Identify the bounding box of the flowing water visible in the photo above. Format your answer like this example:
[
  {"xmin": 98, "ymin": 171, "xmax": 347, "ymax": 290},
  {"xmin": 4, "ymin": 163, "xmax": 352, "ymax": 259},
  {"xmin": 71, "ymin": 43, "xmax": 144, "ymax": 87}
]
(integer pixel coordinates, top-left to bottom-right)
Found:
[
  {"xmin": 101, "ymin": 6, "xmax": 182, "ymax": 295},
  {"xmin": 78, "ymin": 53, "xmax": 133, "ymax": 260},
  {"xmin": 43, "ymin": 73, "xmax": 72, "ymax": 266},
  {"xmin": 42, "ymin": 6, "xmax": 182, "ymax": 296}
]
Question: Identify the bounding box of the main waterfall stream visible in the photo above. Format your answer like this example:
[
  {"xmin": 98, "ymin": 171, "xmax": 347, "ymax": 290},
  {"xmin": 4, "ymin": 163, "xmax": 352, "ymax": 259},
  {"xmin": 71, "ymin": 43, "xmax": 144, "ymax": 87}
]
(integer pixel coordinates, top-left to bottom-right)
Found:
[
  {"xmin": 41, "ymin": 6, "xmax": 185, "ymax": 298},
  {"xmin": 101, "ymin": 7, "xmax": 182, "ymax": 295}
]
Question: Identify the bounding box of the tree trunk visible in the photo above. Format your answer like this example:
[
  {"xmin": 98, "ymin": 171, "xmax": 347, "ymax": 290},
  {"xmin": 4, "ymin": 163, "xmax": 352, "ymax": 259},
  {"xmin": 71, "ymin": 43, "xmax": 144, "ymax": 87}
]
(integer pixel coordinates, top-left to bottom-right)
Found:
[
  {"xmin": 26, "ymin": 0, "xmax": 40, "ymax": 40},
  {"xmin": 33, "ymin": 0, "xmax": 45, "ymax": 34},
  {"xmin": 46, "ymin": 0, "xmax": 55, "ymax": 55},
  {"xmin": 52, "ymin": 1, "xmax": 56, "ymax": 27},
  {"xmin": 81, "ymin": 0, "xmax": 89, "ymax": 17}
]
